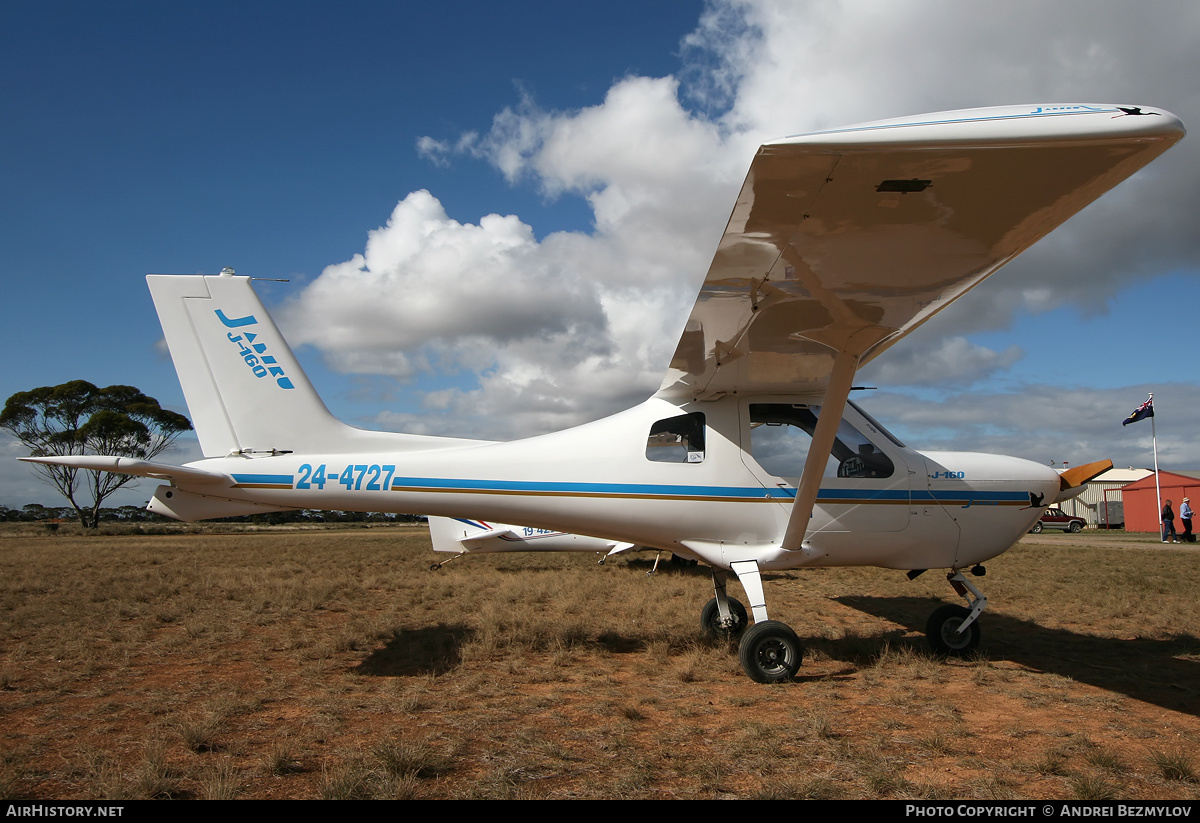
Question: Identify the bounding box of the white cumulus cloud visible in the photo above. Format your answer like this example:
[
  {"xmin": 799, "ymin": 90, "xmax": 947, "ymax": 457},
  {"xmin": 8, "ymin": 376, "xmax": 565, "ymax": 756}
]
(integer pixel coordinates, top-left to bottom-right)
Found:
[{"xmin": 283, "ymin": 0, "xmax": 1200, "ymax": 454}]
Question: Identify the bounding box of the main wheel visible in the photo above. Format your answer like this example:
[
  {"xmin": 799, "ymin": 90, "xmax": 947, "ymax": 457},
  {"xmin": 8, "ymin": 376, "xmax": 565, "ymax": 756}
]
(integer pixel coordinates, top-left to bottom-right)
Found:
[
  {"xmin": 700, "ymin": 597, "xmax": 748, "ymax": 640},
  {"xmin": 1068, "ymin": 521, "xmax": 1082, "ymax": 533},
  {"xmin": 1031, "ymin": 522, "xmax": 1044, "ymax": 533},
  {"xmin": 738, "ymin": 620, "xmax": 802, "ymax": 683},
  {"xmin": 926, "ymin": 605, "xmax": 980, "ymax": 656}
]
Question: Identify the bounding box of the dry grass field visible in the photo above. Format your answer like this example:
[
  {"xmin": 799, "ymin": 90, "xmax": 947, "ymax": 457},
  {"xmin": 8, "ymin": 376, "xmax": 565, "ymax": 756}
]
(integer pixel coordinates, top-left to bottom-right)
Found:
[{"xmin": 1, "ymin": 522, "xmax": 1199, "ymax": 800}]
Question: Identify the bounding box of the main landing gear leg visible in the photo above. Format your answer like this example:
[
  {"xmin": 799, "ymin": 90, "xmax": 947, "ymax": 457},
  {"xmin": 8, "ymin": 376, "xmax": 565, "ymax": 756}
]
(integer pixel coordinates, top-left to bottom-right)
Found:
[
  {"xmin": 926, "ymin": 569, "xmax": 987, "ymax": 656},
  {"xmin": 724, "ymin": 561, "xmax": 803, "ymax": 684}
]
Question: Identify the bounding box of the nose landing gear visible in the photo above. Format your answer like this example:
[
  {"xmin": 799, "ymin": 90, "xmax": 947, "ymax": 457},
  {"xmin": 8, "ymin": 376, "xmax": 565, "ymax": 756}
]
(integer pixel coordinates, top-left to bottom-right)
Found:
[{"xmin": 926, "ymin": 568, "xmax": 988, "ymax": 656}]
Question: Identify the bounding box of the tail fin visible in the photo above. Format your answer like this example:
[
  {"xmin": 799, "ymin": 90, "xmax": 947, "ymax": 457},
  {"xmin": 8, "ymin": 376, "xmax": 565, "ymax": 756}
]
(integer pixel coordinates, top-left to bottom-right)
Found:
[
  {"xmin": 148, "ymin": 271, "xmax": 480, "ymax": 457},
  {"xmin": 148, "ymin": 271, "xmax": 338, "ymax": 456}
]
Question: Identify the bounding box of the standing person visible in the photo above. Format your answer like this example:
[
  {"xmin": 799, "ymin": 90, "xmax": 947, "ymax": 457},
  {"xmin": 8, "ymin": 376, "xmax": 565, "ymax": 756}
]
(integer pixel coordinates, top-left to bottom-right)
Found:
[
  {"xmin": 1181, "ymin": 497, "xmax": 1194, "ymax": 543},
  {"xmin": 1162, "ymin": 499, "xmax": 1180, "ymax": 543}
]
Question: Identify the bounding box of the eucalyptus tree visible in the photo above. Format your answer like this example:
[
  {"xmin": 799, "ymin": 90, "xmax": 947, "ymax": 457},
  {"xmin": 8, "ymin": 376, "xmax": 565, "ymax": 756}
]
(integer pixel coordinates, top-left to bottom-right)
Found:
[{"xmin": 2, "ymin": 381, "xmax": 192, "ymax": 528}]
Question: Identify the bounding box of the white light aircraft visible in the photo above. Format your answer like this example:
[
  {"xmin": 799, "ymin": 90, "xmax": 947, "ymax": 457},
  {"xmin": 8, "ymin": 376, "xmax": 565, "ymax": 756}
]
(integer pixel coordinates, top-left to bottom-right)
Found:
[{"xmin": 26, "ymin": 104, "xmax": 1183, "ymax": 682}]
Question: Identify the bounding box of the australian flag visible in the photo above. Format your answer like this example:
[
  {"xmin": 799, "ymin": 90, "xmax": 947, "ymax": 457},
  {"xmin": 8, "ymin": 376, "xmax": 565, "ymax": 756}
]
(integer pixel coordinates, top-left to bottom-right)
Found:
[{"xmin": 1123, "ymin": 396, "xmax": 1154, "ymax": 426}]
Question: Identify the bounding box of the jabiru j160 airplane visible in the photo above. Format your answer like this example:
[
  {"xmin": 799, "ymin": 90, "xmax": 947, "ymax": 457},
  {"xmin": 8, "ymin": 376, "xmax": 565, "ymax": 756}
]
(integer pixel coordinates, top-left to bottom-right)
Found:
[{"xmin": 24, "ymin": 104, "xmax": 1184, "ymax": 682}]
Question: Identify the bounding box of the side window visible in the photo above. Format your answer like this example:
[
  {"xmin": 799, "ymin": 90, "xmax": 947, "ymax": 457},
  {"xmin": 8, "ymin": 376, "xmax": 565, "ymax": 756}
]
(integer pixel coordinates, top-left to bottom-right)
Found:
[
  {"xmin": 748, "ymin": 404, "xmax": 893, "ymax": 480},
  {"xmin": 646, "ymin": 412, "xmax": 705, "ymax": 463}
]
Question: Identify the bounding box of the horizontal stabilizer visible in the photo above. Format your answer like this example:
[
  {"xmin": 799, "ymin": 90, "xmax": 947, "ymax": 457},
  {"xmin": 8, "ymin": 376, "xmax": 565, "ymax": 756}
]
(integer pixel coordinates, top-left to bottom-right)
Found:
[
  {"xmin": 19, "ymin": 455, "xmax": 227, "ymax": 484},
  {"xmin": 457, "ymin": 526, "xmax": 513, "ymax": 547}
]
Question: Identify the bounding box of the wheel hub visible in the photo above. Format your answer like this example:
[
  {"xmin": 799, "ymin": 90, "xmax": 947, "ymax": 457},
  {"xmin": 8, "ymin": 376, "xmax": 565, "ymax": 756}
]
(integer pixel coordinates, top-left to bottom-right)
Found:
[
  {"xmin": 758, "ymin": 640, "xmax": 788, "ymax": 667},
  {"xmin": 941, "ymin": 620, "xmax": 968, "ymax": 647}
]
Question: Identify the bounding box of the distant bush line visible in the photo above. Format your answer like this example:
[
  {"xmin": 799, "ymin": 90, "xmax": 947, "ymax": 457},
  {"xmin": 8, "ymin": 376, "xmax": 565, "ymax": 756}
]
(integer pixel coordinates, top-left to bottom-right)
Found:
[{"xmin": 0, "ymin": 503, "xmax": 427, "ymax": 526}]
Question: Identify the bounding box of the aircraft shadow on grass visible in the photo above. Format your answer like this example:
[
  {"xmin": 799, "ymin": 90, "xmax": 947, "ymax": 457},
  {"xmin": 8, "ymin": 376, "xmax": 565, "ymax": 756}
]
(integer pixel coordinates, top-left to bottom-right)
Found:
[
  {"xmin": 353, "ymin": 590, "xmax": 1199, "ymax": 720},
  {"xmin": 836, "ymin": 595, "xmax": 1200, "ymax": 717},
  {"xmin": 356, "ymin": 623, "xmax": 473, "ymax": 677},
  {"xmin": 354, "ymin": 561, "xmax": 719, "ymax": 676}
]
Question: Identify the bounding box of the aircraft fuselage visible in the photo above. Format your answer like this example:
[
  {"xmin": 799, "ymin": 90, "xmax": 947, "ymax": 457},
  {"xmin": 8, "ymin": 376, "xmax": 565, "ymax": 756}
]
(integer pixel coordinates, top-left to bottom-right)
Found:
[{"xmin": 150, "ymin": 395, "xmax": 1058, "ymax": 573}]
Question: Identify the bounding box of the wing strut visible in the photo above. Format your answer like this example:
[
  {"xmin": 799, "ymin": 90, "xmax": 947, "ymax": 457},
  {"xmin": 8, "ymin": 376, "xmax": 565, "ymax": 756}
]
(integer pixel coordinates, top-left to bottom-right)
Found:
[{"xmin": 780, "ymin": 349, "xmax": 859, "ymax": 551}]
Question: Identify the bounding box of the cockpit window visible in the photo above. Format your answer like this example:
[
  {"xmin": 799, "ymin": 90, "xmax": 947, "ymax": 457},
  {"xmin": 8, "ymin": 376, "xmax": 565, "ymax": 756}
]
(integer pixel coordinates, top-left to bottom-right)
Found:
[
  {"xmin": 848, "ymin": 400, "xmax": 906, "ymax": 448},
  {"xmin": 749, "ymin": 404, "xmax": 893, "ymax": 480},
  {"xmin": 646, "ymin": 412, "xmax": 705, "ymax": 463}
]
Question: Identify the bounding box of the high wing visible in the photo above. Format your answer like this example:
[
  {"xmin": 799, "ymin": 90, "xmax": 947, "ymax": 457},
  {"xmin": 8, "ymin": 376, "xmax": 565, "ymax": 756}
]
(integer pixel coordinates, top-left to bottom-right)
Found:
[
  {"xmin": 655, "ymin": 103, "xmax": 1183, "ymax": 551},
  {"xmin": 657, "ymin": 104, "xmax": 1184, "ymax": 402}
]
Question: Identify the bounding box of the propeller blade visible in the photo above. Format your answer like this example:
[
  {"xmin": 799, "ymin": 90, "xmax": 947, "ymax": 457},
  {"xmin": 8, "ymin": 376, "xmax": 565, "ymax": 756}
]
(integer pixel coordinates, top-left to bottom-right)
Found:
[{"xmin": 1058, "ymin": 459, "xmax": 1113, "ymax": 491}]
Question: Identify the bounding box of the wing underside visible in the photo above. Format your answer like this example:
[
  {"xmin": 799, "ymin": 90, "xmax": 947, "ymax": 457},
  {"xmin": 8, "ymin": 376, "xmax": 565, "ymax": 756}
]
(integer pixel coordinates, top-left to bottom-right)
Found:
[{"xmin": 658, "ymin": 104, "xmax": 1184, "ymax": 400}]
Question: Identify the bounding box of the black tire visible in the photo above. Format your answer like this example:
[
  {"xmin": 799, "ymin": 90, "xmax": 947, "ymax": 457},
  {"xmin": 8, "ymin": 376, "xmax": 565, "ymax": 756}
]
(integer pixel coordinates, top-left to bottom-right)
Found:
[
  {"xmin": 926, "ymin": 605, "xmax": 981, "ymax": 656},
  {"xmin": 738, "ymin": 620, "xmax": 802, "ymax": 683},
  {"xmin": 1030, "ymin": 522, "xmax": 1044, "ymax": 534},
  {"xmin": 1068, "ymin": 521, "xmax": 1083, "ymax": 533},
  {"xmin": 700, "ymin": 597, "xmax": 748, "ymax": 640}
]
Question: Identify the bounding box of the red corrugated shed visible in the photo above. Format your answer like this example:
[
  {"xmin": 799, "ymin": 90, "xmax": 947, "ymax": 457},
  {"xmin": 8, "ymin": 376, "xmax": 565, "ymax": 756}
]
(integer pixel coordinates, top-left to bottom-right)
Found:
[{"xmin": 1119, "ymin": 471, "xmax": 1200, "ymax": 533}]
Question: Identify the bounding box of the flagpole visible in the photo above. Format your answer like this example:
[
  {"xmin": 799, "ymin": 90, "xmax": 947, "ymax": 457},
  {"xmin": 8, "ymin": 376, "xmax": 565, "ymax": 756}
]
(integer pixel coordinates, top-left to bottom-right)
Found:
[
  {"xmin": 1150, "ymin": 393, "xmax": 1162, "ymax": 540},
  {"xmin": 1123, "ymin": 393, "xmax": 1160, "ymax": 537}
]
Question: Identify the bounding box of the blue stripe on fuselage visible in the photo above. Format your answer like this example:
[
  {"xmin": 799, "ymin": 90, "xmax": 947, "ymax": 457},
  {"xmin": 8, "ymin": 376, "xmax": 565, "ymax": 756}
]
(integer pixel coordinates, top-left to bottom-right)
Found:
[{"xmin": 228, "ymin": 472, "xmax": 1030, "ymax": 505}]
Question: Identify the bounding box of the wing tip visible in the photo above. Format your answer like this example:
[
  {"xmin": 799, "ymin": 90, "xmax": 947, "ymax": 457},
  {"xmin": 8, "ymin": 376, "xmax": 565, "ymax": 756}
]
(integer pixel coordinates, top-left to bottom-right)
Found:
[{"xmin": 773, "ymin": 104, "xmax": 1184, "ymax": 148}]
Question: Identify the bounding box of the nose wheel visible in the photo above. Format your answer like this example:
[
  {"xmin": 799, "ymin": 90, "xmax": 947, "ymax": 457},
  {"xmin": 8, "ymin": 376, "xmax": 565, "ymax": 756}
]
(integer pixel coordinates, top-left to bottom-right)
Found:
[
  {"xmin": 925, "ymin": 569, "xmax": 987, "ymax": 656},
  {"xmin": 926, "ymin": 604, "xmax": 980, "ymax": 654}
]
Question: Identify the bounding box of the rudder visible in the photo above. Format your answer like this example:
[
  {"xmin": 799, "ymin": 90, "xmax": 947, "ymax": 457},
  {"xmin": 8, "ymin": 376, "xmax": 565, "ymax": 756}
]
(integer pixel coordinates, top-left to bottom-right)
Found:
[{"xmin": 148, "ymin": 270, "xmax": 350, "ymax": 457}]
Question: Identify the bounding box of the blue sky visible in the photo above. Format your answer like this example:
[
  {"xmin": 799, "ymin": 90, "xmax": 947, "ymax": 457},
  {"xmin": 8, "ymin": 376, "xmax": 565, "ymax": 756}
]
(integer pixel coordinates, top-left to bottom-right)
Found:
[{"xmin": 3, "ymin": 1, "xmax": 1199, "ymax": 507}]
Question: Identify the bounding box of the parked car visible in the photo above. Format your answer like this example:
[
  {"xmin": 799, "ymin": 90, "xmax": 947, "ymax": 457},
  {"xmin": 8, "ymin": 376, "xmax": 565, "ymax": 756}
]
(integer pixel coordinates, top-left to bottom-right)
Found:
[{"xmin": 1031, "ymin": 508, "xmax": 1086, "ymax": 533}]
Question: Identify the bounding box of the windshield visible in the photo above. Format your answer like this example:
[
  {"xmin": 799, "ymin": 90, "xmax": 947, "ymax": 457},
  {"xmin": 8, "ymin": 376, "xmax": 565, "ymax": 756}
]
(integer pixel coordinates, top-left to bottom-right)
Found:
[{"xmin": 748, "ymin": 403, "xmax": 894, "ymax": 480}]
